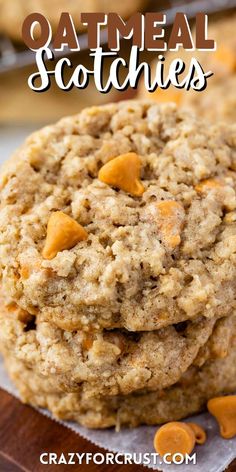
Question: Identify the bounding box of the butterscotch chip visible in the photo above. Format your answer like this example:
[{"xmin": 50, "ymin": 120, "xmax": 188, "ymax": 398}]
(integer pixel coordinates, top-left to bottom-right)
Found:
[
  {"xmin": 143, "ymin": 87, "xmax": 183, "ymax": 105},
  {"xmin": 20, "ymin": 261, "xmax": 42, "ymax": 279},
  {"xmin": 82, "ymin": 334, "xmax": 94, "ymax": 351},
  {"xmin": 98, "ymin": 152, "xmax": 144, "ymax": 196},
  {"xmin": 195, "ymin": 179, "xmax": 223, "ymax": 193},
  {"xmin": 154, "ymin": 422, "xmax": 195, "ymax": 459},
  {"xmin": 42, "ymin": 211, "xmax": 88, "ymax": 260},
  {"xmin": 214, "ymin": 46, "xmax": 236, "ymax": 73},
  {"xmin": 207, "ymin": 395, "xmax": 236, "ymax": 439},
  {"xmin": 187, "ymin": 423, "xmax": 206, "ymax": 444},
  {"xmin": 195, "ymin": 178, "xmax": 236, "ymax": 211},
  {"xmin": 155, "ymin": 201, "xmax": 185, "ymax": 249},
  {"xmin": 6, "ymin": 302, "xmax": 33, "ymax": 324},
  {"xmin": 20, "ymin": 265, "xmax": 31, "ymax": 280}
]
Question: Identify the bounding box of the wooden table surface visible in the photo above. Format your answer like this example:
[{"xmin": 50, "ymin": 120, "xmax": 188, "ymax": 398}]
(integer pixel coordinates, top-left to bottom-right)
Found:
[{"xmin": 0, "ymin": 388, "xmax": 235, "ymax": 472}]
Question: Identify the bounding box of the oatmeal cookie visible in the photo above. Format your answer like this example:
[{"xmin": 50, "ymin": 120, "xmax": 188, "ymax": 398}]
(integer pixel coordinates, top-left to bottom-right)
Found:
[
  {"xmin": 141, "ymin": 76, "xmax": 236, "ymax": 125},
  {"xmin": 0, "ymin": 101, "xmax": 236, "ymax": 332},
  {"xmin": 140, "ymin": 14, "xmax": 236, "ymax": 124},
  {"xmin": 1, "ymin": 295, "xmax": 230, "ymax": 397},
  {"xmin": 4, "ymin": 339, "xmax": 236, "ymax": 428},
  {"xmin": 181, "ymin": 76, "xmax": 236, "ymax": 125}
]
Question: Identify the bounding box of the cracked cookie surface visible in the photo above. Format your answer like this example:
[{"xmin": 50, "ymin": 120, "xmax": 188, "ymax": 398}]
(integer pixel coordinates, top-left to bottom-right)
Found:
[
  {"xmin": 1, "ymin": 295, "xmax": 231, "ymax": 397},
  {"xmin": 0, "ymin": 101, "xmax": 236, "ymax": 331},
  {"xmin": 3, "ymin": 333, "xmax": 236, "ymax": 428}
]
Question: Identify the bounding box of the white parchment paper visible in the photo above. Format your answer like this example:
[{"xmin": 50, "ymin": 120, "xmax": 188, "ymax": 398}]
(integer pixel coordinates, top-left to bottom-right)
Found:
[{"xmin": 0, "ymin": 357, "xmax": 235, "ymax": 471}]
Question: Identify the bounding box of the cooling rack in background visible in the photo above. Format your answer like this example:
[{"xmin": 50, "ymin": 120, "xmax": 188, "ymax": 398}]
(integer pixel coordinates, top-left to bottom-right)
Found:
[{"xmin": 0, "ymin": 0, "xmax": 235, "ymax": 74}]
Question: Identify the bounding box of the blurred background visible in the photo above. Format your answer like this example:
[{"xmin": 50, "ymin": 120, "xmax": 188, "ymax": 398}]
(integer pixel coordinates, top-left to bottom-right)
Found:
[{"xmin": 0, "ymin": 0, "xmax": 235, "ymax": 160}]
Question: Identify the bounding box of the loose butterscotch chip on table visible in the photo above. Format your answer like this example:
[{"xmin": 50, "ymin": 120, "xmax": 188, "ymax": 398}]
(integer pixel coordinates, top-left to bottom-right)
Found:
[
  {"xmin": 153, "ymin": 422, "xmax": 196, "ymax": 458},
  {"xmin": 153, "ymin": 421, "xmax": 206, "ymax": 460},
  {"xmin": 207, "ymin": 395, "xmax": 236, "ymax": 439},
  {"xmin": 187, "ymin": 423, "xmax": 207, "ymax": 444}
]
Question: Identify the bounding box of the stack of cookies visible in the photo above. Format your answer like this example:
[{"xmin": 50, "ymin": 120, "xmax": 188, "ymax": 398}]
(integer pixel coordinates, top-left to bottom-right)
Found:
[
  {"xmin": 0, "ymin": 100, "xmax": 236, "ymax": 428},
  {"xmin": 140, "ymin": 13, "xmax": 236, "ymax": 125}
]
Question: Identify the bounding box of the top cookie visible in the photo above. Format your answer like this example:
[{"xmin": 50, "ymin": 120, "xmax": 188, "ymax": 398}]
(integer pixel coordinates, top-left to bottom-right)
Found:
[{"xmin": 0, "ymin": 100, "xmax": 236, "ymax": 332}]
